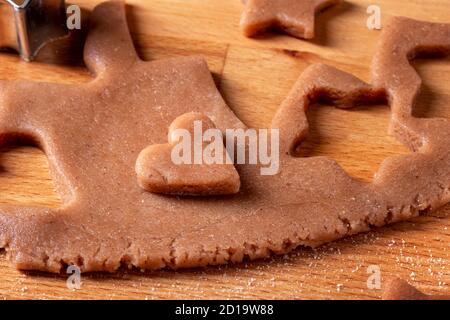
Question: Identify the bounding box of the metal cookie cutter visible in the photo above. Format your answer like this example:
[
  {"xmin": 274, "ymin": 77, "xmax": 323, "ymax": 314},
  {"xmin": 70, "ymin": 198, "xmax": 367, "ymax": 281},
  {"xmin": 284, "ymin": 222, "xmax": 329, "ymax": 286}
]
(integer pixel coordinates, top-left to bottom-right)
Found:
[{"xmin": 0, "ymin": 0, "xmax": 68, "ymax": 61}]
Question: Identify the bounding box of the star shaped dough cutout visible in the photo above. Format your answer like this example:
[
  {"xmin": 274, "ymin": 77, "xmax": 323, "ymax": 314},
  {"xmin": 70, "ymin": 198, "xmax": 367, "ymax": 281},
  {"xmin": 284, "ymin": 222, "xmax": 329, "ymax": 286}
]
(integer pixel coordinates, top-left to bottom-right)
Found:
[
  {"xmin": 0, "ymin": 1, "xmax": 449, "ymax": 273},
  {"xmin": 240, "ymin": 0, "xmax": 341, "ymax": 39}
]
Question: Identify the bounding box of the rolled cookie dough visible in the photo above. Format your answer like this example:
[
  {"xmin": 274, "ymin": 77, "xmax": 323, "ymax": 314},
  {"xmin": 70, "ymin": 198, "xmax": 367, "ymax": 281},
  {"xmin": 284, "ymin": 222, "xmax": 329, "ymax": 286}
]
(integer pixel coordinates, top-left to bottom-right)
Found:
[{"xmin": 0, "ymin": 1, "xmax": 448, "ymax": 273}]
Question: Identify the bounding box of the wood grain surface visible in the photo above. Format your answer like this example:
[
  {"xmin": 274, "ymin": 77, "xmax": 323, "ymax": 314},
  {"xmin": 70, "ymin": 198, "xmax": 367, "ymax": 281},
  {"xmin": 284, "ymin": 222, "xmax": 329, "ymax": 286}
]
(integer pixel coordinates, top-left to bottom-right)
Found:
[{"xmin": 0, "ymin": 0, "xmax": 449, "ymax": 300}]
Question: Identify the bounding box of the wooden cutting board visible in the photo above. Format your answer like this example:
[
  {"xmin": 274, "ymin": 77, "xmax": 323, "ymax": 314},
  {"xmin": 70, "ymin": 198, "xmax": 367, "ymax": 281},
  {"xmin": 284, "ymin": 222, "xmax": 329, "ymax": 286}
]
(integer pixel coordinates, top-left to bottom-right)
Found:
[{"xmin": 0, "ymin": 0, "xmax": 449, "ymax": 300}]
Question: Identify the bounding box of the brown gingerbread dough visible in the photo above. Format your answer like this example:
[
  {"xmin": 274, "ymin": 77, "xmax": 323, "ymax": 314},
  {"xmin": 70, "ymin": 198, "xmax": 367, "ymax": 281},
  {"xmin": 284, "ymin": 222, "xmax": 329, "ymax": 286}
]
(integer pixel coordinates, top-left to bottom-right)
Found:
[
  {"xmin": 382, "ymin": 278, "xmax": 450, "ymax": 300},
  {"xmin": 136, "ymin": 112, "xmax": 240, "ymax": 195},
  {"xmin": 240, "ymin": 0, "xmax": 341, "ymax": 39},
  {"xmin": 0, "ymin": 1, "xmax": 449, "ymax": 273}
]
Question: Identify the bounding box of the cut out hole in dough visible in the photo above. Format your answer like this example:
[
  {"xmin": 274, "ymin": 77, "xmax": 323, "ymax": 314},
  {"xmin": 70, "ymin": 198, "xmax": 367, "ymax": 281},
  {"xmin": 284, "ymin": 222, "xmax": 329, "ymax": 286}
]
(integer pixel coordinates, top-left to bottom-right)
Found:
[
  {"xmin": 0, "ymin": 144, "xmax": 61, "ymax": 208},
  {"xmin": 294, "ymin": 104, "xmax": 410, "ymax": 183},
  {"xmin": 412, "ymin": 57, "xmax": 450, "ymax": 119}
]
